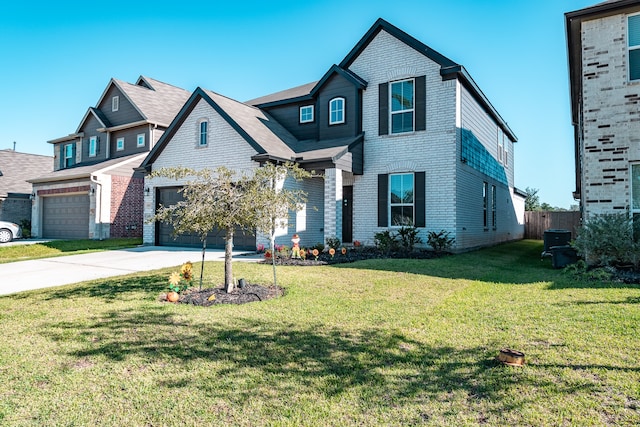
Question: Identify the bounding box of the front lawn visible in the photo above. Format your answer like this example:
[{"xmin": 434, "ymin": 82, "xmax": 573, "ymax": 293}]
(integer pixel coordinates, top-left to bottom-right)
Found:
[
  {"xmin": 0, "ymin": 240, "xmax": 638, "ymax": 426},
  {"xmin": 0, "ymin": 238, "xmax": 142, "ymax": 263}
]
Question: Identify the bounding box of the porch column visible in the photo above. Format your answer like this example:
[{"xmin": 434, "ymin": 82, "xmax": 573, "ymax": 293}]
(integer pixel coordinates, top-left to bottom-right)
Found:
[{"xmin": 323, "ymin": 168, "xmax": 343, "ymax": 245}]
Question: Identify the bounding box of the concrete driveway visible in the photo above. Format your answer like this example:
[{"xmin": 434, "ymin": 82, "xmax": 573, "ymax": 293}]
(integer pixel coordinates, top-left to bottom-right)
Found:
[{"xmin": 0, "ymin": 246, "xmax": 261, "ymax": 296}]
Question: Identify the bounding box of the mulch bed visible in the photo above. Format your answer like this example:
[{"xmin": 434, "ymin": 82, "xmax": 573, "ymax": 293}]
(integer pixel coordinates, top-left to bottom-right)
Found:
[
  {"xmin": 260, "ymin": 247, "xmax": 444, "ymax": 266},
  {"xmin": 161, "ymin": 284, "xmax": 284, "ymax": 307}
]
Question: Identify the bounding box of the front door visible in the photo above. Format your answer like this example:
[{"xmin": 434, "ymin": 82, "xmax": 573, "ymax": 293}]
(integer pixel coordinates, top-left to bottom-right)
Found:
[{"xmin": 342, "ymin": 185, "xmax": 353, "ymax": 243}]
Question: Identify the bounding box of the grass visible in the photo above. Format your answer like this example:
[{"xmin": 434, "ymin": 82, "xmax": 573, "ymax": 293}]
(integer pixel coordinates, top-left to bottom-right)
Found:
[
  {"xmin": 0, "ymin": 240, "xmax": 638, "ymax": 426},
  {"xmin": 0, "ymin": 238, "xmax": 142, "ymax": 263}
]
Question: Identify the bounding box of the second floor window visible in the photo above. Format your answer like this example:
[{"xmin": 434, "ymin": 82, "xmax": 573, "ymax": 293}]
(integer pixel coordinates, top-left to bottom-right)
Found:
[
  {"xmin": 137, "ymin": 134, "xmax": 145, "ymax": 148},
  {"xmin": 391, "ymin": 79, "xmax": 414, "ymax": 133},
  {"xmin": 199, "ymin": 121, "xmax": 208, "ymax": 146},
  {"xmin": 116, "ymin": 137, "xmax": 124, "ymax": 151},
  {"xmin": 89, "ymin": 136, "xmax": 97, "ymax": 157},
  {"xmin": 300, "ymin": 105, "xmax": 314, "ymax": 123},
  {"xmin": 629, "ymin": 14, "xmax": 640, "ymax": 81},
  {"xmin": 329, "ymin": 97, "xmax": 345, "ymax": 125},
  {"xmin": 64, "ymin": 143, "xmax": 74, "ymax": 168}
]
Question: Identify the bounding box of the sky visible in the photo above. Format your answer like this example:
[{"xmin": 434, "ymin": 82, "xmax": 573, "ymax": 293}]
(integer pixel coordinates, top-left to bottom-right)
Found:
[{"xmin": 0, "ymin": 0, "xmax": 598, "ymax": 209}]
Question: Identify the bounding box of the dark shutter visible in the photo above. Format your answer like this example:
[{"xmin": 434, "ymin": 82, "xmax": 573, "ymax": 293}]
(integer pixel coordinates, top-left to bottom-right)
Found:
[
  {"xmin": 414, "ymin": 172, "xmax": 426, "ymax": 227},
  {"xmin": 378, "ymin": 82, "xmax": 388, "ymax": 135},
  {"xmin": 378, "ymin": 173, "xmax": 388, "ymax": 227},
  {"xmin": 415, "ymin": 75, "xmax": 426, "ymax": 132},
  {"xmin": 59, "ymin": 144, "xmax": 64, "ymax": 169},
  {"xmin": 71, "ymin": 143, "xmax": 76, "ymax": 167}
]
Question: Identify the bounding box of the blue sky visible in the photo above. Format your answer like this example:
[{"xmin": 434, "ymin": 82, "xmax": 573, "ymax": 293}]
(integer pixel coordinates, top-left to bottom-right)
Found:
[{"xmin": 0, "ymin": 0, "xmax": 597, "ymax": 208}]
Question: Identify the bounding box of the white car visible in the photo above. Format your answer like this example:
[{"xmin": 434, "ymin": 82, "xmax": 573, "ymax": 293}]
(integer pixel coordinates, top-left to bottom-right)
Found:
[{"xmin": 0, "ymin": 221, "xmax": 22, "ymax": 243}]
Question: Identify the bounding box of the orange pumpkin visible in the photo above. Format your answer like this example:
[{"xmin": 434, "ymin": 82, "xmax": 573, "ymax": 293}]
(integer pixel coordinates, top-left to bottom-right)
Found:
[{"xmin": 167, "ymin": 291, "xmax": 179, "ymax": 302}]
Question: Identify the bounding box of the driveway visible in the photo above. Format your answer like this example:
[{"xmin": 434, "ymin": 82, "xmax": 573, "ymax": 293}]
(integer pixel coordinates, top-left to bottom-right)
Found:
[{"xmin": 0, "ymin": 246, "xmax": 261, "ymax": 296}]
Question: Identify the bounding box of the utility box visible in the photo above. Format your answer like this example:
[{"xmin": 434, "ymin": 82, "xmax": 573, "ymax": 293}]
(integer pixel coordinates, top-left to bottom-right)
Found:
[
  {"xmin": 543, "ymin": 229, "xmax": 572, "ymax": 253},
  {"xmin": 550, "ymin": 245, "xmax": 579, "ymax": 269}
]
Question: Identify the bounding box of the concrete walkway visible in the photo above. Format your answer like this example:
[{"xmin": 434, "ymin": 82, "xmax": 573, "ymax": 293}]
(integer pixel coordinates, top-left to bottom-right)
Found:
[{"xmin": 0, "ymin": 246, "xmax": 261, "ymax": 296}]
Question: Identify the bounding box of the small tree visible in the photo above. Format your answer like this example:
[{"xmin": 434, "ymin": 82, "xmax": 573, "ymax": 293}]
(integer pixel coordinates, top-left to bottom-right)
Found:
[
  {"xmin": 247, "ymin": 162, "xmax": 313, "ymax": 286},
  {"xmin": 149, "ymin": 166, "xmax": 254, "ymax": 291},
  {"xmin": 524, "ymin": 187, "xmax": 540, "ymax": 211}
]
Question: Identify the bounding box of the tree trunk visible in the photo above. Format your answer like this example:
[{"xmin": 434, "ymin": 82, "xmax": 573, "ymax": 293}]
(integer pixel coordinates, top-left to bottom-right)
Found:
[
  {"xmin": 199, "ymin": 238, "xmax": 206, "ymax": 290},
  {"xmin": 225, "ymin": 227, "xmax": 234, "ymax": 292},
  {"xmin": 270, "ymin": 230, "xmax": 277, "ymax": 287}
]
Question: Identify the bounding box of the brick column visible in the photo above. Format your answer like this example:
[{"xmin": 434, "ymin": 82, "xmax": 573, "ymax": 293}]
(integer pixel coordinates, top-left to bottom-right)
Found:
[{"xmin": 323, "ymin": 168, "xmax": 343, "ymax": 244}]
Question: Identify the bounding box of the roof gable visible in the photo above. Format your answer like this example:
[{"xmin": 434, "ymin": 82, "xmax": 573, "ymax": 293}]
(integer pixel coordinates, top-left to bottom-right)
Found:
[
  {"xmin": 75, "ymin": 107, "xmax": 111, "ymax": 134},
  {"xmin": 0, "ymin": 150, "xmax": 53, "ymax": 195}
]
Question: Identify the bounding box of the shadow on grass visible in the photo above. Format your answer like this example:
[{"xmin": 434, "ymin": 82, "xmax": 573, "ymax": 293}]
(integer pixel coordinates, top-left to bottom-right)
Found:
[
  {"xmin": 333, "ymin": 240, "xmax": 640, "ymax": 290},
  {"xmin": 40, "ymin": 238, "xmax": 142, "ymax": 253},
  {"xmin": 42, "ymin": 308, "xmax": 605, "ymax": 419},
  {"xmin": 36, "ymin": 273, "xmax": 168, "ymax": 301}
]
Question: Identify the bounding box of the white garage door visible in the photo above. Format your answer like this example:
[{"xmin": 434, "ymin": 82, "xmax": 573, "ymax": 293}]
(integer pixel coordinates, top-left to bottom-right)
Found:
[{"xmin": 42, "ymin": 195, "xmax": 90, "ymax": 239}]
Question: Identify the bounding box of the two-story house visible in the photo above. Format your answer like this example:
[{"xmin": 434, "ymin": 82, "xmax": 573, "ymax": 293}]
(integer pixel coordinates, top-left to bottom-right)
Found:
[
  {"xmin": 139, "ymin": 19, "xmax": 524, "ymax": 251},
  {"xmin": 29, "ymin": 76, "xmax": 190, "ymax": 239},
  {"xmin": 567, "ymin": 0, "xmax": 640, "ymax": 223}
]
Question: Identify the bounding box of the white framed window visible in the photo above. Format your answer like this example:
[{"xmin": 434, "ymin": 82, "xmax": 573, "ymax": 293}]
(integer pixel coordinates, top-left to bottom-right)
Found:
[
  {"xmin": 629, "ymin": 14, "xmax": 640, "ymax": 81},
  {"xmin": 329, "ymin": 97, "xmax": 345, "ymax": 125},
  {"xmin": 300, "ymin": 105, "xmax": 314, "ymax": 123},
  {"xmin": 199, "ymin": 120, "xmax": 208, "ymax": 146},
  {"xmin": 483, "ymin": 181, "xmax": 489, "ymax": 228},
  {"xmin": 137, "ymin": 133, "xmax": 145, "ymax": 147},
  {"xmin": 112, "ymin": 96, "xmax": 119, "ymax": 112},
  {"xmin": 389, "ymin": 173, "xmax": 414, "ymax": 226},
  {"xmin": 64, "ymin": 143, "xmax": 74, "ymax": 167},
  {"xmin": 390, "ymin": 79, "xmax": 414, "ymax": 133},
  {"xmin": 116, "ymin": 137, "xmax": 124, "ymax": 151},
  {"xmin": 497, "ymin": 128, "xmax": 504, "ymax": 163},
  {"xmin": 89, "ymin": 136, "xmax": 97, "ymax": 157},
  {"xmin": 504, "ymin": 139, "xmax": 509, "ymax": 168}
]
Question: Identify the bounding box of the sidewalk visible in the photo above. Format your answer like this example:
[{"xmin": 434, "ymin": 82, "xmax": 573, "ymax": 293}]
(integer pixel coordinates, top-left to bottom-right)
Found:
[{"xmin": 0, "ymin": 246, "xmax": 262, "ymax": 296}]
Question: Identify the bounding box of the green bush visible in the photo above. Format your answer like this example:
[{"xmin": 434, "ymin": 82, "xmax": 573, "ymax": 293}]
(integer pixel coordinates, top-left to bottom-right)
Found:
[
  {"xmin": 427, "ymin": 230, "xmax": 455, "ymax": 253},
  {"xmin": 374, "ymin": 230, "xmax": 399, "ymax": 254},
  {"xmin": 397, "ymin": 225, "xmax": 422, "ymax": 252},
  {"xmin": 325, "ymin": 236, "xmax": 341, "ymax": 250},
  {"xmin": 573, "ymin": 213, "xmax": 639, "ymax": 267}
]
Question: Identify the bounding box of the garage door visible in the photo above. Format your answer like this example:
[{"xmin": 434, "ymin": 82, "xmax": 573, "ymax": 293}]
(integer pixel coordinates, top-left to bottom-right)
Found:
[
  {"xmin": 156, "ymin": 187, "xmax": 256, "ymax": 250},
  {"xmin": 42, "ymin": 194, "xmax": 90, "ymax": 239}
]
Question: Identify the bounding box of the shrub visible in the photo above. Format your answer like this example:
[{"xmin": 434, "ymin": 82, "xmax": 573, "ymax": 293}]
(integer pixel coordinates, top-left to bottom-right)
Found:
[
  {"xmin": 325, "ymin": 236, "xmax": 341, "ymax": 250},
  {"xmin": 397, "ymin": 225, "xmax": 422, "ymax": 252},
  {"xmin": 313, "ymin": 242, "xmax": 326, "ymax": 252},
  {"xmin": 573, "ymin": 213, "xmax": 640, "ymax": 267},
  {"xmin": 374, "ymin": 230, "xmax": 399, "ymax": 254},
  {"xmin": 427, "ymin": 230, "xmax": 455, "ymax": 253}
]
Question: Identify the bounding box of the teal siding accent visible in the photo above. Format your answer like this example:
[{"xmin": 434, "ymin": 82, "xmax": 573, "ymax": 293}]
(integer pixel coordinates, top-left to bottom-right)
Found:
[{"xmin": 460, "ymin": 128, "xmax": 508, "ymax": 185}]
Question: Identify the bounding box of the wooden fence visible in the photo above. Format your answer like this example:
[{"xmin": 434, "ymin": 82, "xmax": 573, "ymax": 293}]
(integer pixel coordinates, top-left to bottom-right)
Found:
[{"xmin": 524, "ymin": 211, "xmax": 581, "ymax": 240}]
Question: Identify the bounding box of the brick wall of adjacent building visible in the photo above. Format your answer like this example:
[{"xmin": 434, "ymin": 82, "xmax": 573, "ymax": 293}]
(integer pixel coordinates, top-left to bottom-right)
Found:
[
  {"xmin": 0, "ymin": 197, "xmax": 31, "ymax": 224},
  {"xmin": 580, "ymin": 13, "xmax": 640, "ymax": 220},
  {"xmin": 110, "ymin": 175, "xmax": 144, "ymax": 238}
]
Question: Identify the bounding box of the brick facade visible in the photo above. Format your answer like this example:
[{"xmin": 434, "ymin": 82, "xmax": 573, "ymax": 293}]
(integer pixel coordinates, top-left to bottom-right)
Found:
[{"xmin": 110, "ymin": 175, "xmax": 144, "ymax": 238}]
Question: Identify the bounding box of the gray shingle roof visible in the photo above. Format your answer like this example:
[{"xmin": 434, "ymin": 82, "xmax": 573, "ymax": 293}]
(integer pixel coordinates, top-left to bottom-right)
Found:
[
  {"xmin": 245, "ymin": 81, "xmax": 317, "ymax": 106},
  {"xmin": 28, "ymin": 153, "xmax": 146, "ymax": 184},
  {"xmin": 0, "ymin": 150, "xmax": 53, "ymax": 196},
  {"xmin": 114, "ymin": 76, "xmax": 191, "ymax": 126}
]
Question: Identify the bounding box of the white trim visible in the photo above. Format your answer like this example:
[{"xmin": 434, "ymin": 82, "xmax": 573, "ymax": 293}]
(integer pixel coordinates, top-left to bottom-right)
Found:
[
  {"xmin": 137, "ymin": 133, "xmax": 145, "ymax": 147},
  {"xmin": 299, "ymin": 105, "xmax": 314, "ymax": 123},
  {"xmin": 112, "ymin": 95, "xmax": 119, "ymax": 112},
  {"xmin": 116, "ymin": 137, "xmax": 125, "ymax": 151},
  {"xmin": 389, "ymin": 78, "xmax": 415, "ymax": 134},
  {"xmin": 329, "ymin": 97, "xmax": 345, "ymax": 125}
]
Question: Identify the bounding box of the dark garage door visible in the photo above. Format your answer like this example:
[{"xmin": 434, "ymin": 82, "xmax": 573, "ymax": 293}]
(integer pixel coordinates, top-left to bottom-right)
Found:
[
  {"xmin": 156, "ymin": 187, "xmax": 256, "ymax": 250},
  {"xmin": 42, "ymin": 194, "xmax": 90, "ymax": 239}
]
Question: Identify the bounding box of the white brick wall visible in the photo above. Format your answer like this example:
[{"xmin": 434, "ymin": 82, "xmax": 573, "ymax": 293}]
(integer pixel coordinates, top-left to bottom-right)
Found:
[{"xmin": 580, "ymin": 13, "xmax": 640, "ymax": 220}]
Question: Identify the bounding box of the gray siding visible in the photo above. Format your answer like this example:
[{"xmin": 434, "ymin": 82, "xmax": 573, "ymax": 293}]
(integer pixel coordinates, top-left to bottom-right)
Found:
[
  {"xmin": 111, "ymin": 125, "xmax": 149, "ymax": 158},
  {"xmin": 264, "ymin": 102, "xmax": 318, "ymax": 141},
  {"xmin": 79, "ymin": 115, "xmax": 108, "ymax": 163},
  {"xmin": 98, "ymin": 85, "xmax": 144, "ymax": 127}
]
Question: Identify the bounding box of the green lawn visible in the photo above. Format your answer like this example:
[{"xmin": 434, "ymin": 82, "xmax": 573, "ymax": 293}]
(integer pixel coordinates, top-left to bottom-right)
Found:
[
  {"xmin": 1, "ymin": 240, "xmax": 638, "ymax": 426},
  {"xmin": 0, "ymin": 238, "xmax": 142, "ymax": 263}
]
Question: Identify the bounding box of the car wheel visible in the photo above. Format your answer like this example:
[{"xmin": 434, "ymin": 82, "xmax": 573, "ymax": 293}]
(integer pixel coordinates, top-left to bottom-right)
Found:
[{"xmin": 0, "ymin": 228, "xmax": 13, "ymax": 243}]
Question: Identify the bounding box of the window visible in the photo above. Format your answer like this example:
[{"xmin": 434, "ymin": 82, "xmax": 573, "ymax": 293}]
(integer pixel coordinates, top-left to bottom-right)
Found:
[
  {"xmin": 483, "ymin": 182, "xmax": 489, "ymax": 228},
  {"xmin": 199, "ymin": 121, "xmax": 208, "ymax": 146},
  {"xmin": 300, "ymin": 105, "xmax": 314, "ymax": 123},
  {"xmin": 491, "ymin": 185, "xmax": 497, "ymax": 229},
  {"xmin": 112, "ymin": 96, "xmax": 119, "ymax": 112},
  {"xmin": 64, "ymin": 143, "xmax": 74, "ymax": 168},
  {"xmin": 391, "ymin": 79, "xmax": 414, "ymax": 133},
  {"xmin": 504, "ymin": 139, "xmax": 509, "ymax": 168},
  {"xmin": 89, "ymin": 136, "xmax": 97, "ymax": 157},
  {"xmin": 497, "ymin": 128, "xmax": 504, "ymax": 163},
  {"xmin": 329, "ymin": 97, "xmax": 345, "ymax": 125},
  {"xmin": 629, "ymin": 14, "xmax": 640, "ymax": 81},
  {"xmin": 389, "ymin": 173, "xmax": 414, "ymax": 226},
  {"xmin": 137, "ymin": 133, "xmax": 145, "ymax": 147},
  {"xmin": 116, "ymin": 137, "xmax": 124, "ymax": 151}
]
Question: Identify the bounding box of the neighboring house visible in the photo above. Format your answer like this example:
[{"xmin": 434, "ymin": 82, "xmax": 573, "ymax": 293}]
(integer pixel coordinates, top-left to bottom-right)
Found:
[
  {"xmin": 28, "ymin": 76, "xmax": 190, "ymax": 239},
  {"xmin": 566, "ymin": 0, "xmax": 640, "ymax": 222},
  {"xmin": 0, "ymin": 149, "xmax": 52, "ymax": 225},
  {"xmin": 139, "ymin": 18, "xmax": 524, "ymax": 251}
]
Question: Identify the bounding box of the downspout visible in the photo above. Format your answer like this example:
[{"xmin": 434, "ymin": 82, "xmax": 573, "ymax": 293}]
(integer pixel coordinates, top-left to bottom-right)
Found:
[{"xmin": 90, "ymin": 174, "xmax": 103, "ymax": 240}]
